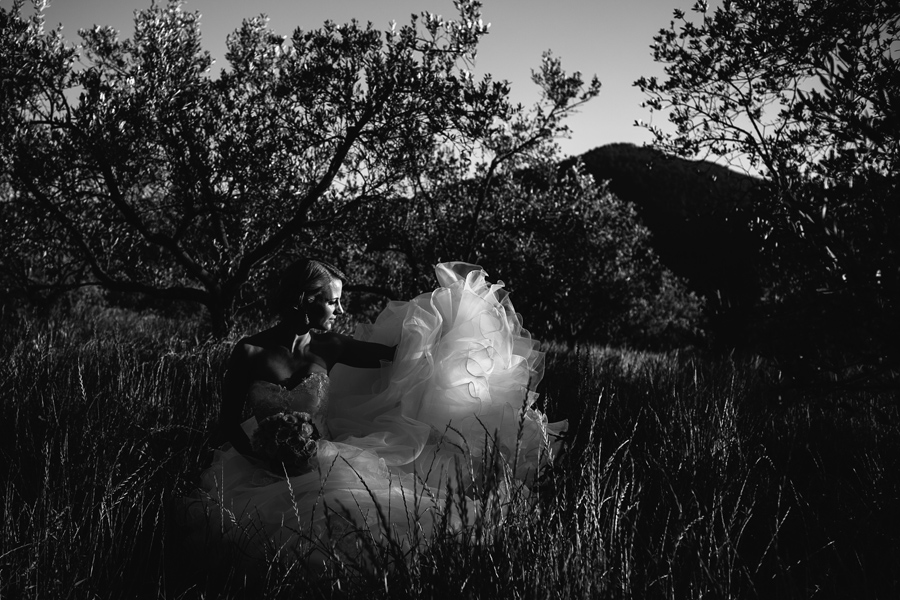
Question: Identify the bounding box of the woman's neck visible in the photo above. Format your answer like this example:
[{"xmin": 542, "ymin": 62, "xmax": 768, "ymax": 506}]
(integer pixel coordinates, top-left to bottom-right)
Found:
[{"xmin": 274, "ymin": 322, "xmax": 312, "ymax": 354}]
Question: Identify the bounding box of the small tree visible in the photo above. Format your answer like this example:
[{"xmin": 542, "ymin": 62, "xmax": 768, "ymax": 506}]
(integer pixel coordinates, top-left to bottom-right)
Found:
[
  {"xmin": 637, "ymin": 0, "xmax": 900, "ymax": 382},
  {"xmin": 0, "ymin": 0, "xmax": 519, "ymax": 336}
]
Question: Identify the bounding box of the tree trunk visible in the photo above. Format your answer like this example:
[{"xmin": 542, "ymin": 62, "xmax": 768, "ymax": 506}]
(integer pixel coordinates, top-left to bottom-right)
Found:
[{"xmin": 207, "ymin": 297, "xmax": 234, "ymax": 340}]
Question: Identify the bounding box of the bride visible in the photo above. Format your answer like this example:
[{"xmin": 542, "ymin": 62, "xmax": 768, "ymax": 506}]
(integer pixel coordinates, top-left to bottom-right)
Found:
[{"xmin": 186, "ymin": 259, "xmax": 567, "ymax": 569}]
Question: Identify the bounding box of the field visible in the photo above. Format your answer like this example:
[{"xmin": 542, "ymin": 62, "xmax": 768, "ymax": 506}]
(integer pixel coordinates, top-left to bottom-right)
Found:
[{"xmin": 1, "ymin": 307, "xmax": 898, "ymax": 599}]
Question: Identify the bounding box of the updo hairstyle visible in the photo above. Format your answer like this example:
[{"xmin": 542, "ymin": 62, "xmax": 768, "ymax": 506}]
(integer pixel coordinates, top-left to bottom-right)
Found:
[{"xmin": 274, "ymin": 259, "xmax": 346, "ymax": 318}]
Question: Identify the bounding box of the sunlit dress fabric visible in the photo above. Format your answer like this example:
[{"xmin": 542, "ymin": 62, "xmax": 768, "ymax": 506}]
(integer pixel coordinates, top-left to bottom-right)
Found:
[{"xmin": 186, "ymin": 262, "xmax": 567, "ymax": 567}]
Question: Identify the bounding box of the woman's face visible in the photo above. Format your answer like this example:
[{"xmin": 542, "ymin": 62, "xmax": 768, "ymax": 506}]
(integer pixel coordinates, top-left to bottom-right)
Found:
[{"xmin": 306, "ymin": 279, "xmax": 344, "ymax": 331}]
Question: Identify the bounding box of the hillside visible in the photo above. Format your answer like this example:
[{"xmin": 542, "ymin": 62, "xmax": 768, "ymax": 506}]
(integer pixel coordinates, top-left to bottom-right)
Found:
[{"xmin": 566, "ymin": 143, "xmax": 766, "ymax": 343}]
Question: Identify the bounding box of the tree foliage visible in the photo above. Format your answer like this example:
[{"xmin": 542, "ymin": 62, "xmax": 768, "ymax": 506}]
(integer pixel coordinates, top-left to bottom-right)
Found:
[
  {"xmin": 334, "ymin": 55, "xmax": 703, "ymax": 347},
  {"xmin": 1, "ymin": 0, "xmax": 704, "ymax": 347},
  {"xmin": 637, "ymin": 0, "xmax": 900, "ymax": 382},
  {"xmin": 0, "ymin": 0, "xmax": 514, "ymax": 336}
]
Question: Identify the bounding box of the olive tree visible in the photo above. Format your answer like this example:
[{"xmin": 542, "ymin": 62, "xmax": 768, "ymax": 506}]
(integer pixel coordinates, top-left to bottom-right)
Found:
[
  {"xmin": 0, "ymin": 0, "xmax": 524, "ymax": 336},
  {"xmin": 637, "ymin": 0, "xmax": 900, "ymax": 382}
]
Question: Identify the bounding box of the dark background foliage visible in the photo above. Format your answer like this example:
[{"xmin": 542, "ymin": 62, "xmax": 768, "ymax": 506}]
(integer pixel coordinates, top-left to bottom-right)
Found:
[
  {"xmin": 2, "ymin": 0, "xmax": 898, "ymax": 376},
  {"xmin": 0, "ymin": 0, "xmax": 703, "ymax": 351},
  {"xmin": 635, "ymin": 0, "xmax": 900, "ymax": 387}
]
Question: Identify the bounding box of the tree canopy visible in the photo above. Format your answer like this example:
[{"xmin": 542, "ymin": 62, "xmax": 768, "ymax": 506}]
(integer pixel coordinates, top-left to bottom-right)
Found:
[
  {"xmin": 0, "ymin": 0, "xmax": 518, "ymax": 336},
  {"xmin": 2, "ymin": 0, "xmax": 705, "ymax": 347},
  {"xmin": 637, "ymin": 0, "xmax": 900, "ymax": 384}
]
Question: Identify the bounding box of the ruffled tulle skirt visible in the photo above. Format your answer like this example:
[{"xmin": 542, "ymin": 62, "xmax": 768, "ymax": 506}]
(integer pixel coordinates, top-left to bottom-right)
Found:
[{"xmin": 183, "ymin": 263, "xmax": 567, "ymax": 568}]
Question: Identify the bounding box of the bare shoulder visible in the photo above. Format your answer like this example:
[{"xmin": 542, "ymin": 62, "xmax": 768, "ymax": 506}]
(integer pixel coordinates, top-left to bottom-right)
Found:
[
  {"xmin": 234, "ymin": 325, "xmax": 285, "ymax": 353},
  {"xmin": 229, "ymin": 336, "xmax": 257, "ymax": 358},
  {"xmin": 226, "ymin": 331, "xmax": 274, "ymax": 370}
]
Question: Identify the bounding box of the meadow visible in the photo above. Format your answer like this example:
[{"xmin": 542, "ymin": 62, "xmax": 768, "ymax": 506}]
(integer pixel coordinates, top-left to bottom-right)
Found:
[{"xmin": 1, "ymin": 305, "xmax": 898, "ymax": 599}]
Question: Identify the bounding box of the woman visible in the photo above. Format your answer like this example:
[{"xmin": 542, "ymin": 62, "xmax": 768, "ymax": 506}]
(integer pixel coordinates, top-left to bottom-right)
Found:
[
  {"xmin": 215, "ymin": 259, "xmax": 395, "ymax": 456},
  {"xmin": 188, "ymin": 259, "xmax": 566, "ymax": 569}
]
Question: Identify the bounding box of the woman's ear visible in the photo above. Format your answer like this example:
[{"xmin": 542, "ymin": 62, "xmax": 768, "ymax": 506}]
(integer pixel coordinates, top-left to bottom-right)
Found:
[{"xmin": 297, "ymin": 304, "xmax": 310, "ymax": 325}]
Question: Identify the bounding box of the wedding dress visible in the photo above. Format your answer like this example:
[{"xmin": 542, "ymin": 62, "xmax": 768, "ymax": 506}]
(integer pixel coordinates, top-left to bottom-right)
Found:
[{"xmin": 185, "ymin": 262, "xmax": 567, "ymax": 568}]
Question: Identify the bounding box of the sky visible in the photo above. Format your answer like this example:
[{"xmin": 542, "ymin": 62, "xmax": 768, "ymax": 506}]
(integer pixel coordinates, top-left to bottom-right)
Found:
[{"xmin": 5, "ymin": 0, "xmax": 692, "ymax": 159}]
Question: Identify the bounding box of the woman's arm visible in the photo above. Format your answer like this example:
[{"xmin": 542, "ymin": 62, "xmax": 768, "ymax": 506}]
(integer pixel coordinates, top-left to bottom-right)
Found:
[{"xmin": 331, "ymin": 334, "xmax": 396, "ymax": 369}]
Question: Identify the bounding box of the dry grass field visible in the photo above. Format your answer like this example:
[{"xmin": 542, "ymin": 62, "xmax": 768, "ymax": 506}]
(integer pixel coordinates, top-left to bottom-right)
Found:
[{"xmin": 2, "ymin": 307, "xmax": 898, "ymax": 598}]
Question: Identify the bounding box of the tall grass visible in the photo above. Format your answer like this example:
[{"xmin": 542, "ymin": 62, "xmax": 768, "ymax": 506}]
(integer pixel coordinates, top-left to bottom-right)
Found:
[
  {"xmin": 1, "ymin": 310, "xmax": 898, "ymax": 598},
  {"xmin": 0, "ymin": 306, "xmax": 225, "ymax": 597}
]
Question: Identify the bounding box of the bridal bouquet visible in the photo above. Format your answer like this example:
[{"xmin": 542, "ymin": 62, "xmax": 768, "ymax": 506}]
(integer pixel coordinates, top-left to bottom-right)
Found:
[{"xmin": 252, "ymin": 411, "xmax": 318, "ymax": 471}]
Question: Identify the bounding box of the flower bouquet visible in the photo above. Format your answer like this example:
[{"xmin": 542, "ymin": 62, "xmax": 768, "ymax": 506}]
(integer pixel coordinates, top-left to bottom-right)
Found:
[{"xmin": 251, "ymin": 410, "xmax": 318, "ymax": 474}]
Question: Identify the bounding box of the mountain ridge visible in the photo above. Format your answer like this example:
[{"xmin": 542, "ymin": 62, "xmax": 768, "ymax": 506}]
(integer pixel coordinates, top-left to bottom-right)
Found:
[{"xmin": 567, "ymin": 143, "xmax": 766, "ymax": 343}]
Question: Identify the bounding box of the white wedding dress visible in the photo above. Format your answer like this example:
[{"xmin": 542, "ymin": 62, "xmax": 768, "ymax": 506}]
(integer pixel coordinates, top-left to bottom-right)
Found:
[{"xmin": 184, "ymin": 262, "xmax": 567, "ymax": 568}]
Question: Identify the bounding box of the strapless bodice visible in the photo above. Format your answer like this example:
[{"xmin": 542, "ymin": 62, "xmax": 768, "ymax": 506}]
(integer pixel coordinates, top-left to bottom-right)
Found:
[{"xmin": 247, "ymin": 372, "xmax": 329, "ymax": 430}]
